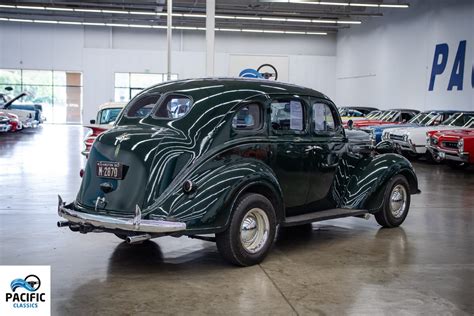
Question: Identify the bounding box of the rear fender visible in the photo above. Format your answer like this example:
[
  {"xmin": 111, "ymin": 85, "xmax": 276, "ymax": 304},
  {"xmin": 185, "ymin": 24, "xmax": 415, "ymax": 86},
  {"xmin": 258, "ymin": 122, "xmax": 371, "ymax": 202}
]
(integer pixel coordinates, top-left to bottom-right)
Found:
[
  {"xmin": 339, "ymin": 153, "xmax": 419, "ymax": 211},
  {"xmin": 150, "ymin": 158, "xmax": 283, "ymax": 233}
]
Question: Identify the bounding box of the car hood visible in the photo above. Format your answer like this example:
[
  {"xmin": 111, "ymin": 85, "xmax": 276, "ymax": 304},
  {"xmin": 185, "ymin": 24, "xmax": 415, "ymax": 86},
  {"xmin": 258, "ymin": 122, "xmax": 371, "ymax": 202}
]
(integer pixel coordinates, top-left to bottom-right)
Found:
[
  {"xmin": 76, "ymin": 125, "xmax": 194, "ymax": 216},
  {"xmin": 437, "ymin": 129, "xmax": 474, "ymax": 139}
]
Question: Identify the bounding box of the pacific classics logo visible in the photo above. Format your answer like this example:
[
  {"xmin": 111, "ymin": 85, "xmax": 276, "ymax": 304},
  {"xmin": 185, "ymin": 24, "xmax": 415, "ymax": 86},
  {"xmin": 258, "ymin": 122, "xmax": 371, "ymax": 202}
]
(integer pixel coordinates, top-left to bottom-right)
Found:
[{"xmin": 6, "ymin": 274, "xmax": 46, "ymax": 309}]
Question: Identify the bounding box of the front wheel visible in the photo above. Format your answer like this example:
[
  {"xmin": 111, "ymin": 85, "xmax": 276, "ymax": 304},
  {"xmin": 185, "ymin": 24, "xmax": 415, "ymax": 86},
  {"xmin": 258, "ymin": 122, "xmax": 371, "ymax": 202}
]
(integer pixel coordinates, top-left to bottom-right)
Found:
[
  {"xmin": 216, "ymin": 193, "xmax": 276, "ymax": 266},
  {"xmin": 374, "ymin": 175, "xmax": 411, "ymax": 228}
]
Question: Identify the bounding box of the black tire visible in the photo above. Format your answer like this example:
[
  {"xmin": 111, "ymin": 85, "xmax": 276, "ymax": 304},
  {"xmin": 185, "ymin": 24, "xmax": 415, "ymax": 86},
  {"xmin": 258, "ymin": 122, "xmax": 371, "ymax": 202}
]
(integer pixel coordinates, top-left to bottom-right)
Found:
[
  {"xmin": 216, "ymin": 193, "xmax": 277, "ymax": 266},
  {"xmin": 374, "ymin": 175, "xmax": 411, "ymax": 228}
]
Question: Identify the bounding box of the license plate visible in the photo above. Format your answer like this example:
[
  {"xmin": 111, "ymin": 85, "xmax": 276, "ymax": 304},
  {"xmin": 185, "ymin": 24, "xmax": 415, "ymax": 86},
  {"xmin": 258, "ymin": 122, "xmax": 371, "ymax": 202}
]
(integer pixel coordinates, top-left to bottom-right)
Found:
[{"xmin": 96, "ymin": 161, "xmax": 123, "ymax": 179}]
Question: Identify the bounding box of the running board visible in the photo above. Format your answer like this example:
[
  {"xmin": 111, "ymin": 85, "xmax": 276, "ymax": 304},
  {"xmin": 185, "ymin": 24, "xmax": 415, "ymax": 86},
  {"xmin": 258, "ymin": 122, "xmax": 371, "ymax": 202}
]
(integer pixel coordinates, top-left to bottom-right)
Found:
[{"xmin": 282, "ymin": 208, "xmax": 368, "ymax": 227}]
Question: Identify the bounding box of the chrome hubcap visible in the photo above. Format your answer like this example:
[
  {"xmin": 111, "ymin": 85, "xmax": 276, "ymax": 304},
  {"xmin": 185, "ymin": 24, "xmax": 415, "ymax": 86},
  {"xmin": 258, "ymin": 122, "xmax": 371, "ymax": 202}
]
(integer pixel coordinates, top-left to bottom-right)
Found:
[
  {"xmin": 240, "ymin": 208, "xmax": 269, "ymax": 253},
  {"xmin": 390, "ymin": 184, "xmax": 407, "ymax": 218}
]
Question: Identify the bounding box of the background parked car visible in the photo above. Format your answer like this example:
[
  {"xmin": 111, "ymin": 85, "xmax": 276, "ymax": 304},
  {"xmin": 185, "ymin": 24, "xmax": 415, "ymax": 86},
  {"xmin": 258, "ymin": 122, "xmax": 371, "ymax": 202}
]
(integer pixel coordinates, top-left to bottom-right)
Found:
[
  {"xmin": 352, "ymin": 109, "xmax": 420, "ymax": 128},
  {"xmin": 384, "ymin": 112, "xmax": 474, "ymax": 160},
  {"xmin": 82, "ymin": 102, "xmax": 126, "ymax": 156},
  {"xmin": 0, "ymin": 114, "xmax": 11, "ymax": 132},
  {"xmin": 0, "ymin": 92, "xmax": 39, "ymax": 128},
  {"xmin": 0, "ymin": 111, "xmax": 22, "ymax": 132},
  {"xmin": 362, "ymin": 110, "xmax": 459, "ymax": 144}
]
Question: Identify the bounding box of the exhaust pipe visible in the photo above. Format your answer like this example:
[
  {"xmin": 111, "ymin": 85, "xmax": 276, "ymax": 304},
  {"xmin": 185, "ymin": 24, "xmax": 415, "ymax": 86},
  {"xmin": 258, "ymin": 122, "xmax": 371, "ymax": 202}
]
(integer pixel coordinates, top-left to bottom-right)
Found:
[
  {"xmin": 126, "ymin": 234, "xmax": 152, "ymax": 244},
  {"xmin": 57, "ymin": 221, "xmax": 70, "ymax": 227}
]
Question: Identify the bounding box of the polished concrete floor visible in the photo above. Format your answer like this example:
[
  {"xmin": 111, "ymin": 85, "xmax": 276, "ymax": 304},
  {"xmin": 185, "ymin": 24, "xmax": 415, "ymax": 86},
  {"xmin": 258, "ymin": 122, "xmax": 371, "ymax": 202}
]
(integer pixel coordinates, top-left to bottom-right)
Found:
[{"xmin": 1, "ymin": 125, "xmax": 473, "ymax": 315}]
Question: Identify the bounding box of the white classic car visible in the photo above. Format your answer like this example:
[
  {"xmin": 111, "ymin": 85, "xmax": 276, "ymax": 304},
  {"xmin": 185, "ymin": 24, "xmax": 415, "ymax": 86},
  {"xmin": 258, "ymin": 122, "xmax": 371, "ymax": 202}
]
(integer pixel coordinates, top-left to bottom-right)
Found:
[
  {"xmin": 382, "ymin": 112, "xmax": 474, "ymax": 157},
  {"xmin": 82, "ymin": 102, "xmax": 126, "ymax": 156}
]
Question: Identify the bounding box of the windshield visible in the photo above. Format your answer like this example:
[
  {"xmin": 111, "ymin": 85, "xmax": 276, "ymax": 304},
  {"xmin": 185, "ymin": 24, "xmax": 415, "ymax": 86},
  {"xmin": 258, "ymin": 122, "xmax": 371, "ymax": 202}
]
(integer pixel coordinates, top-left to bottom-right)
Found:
[
  {"xmin": 416, "ymin": 112, "xmax": 440, "ymax": 125},
  {"xmin": 464, "ymin": 117, "xmax": 474, "ymax": 128},
  {"xmin": 97, "ymin": 108, "xmax": 122, "ymax": 124},
  {"xmin": 380, "ymin": 111, "xmax": 398, "ymax": 121},
  {"xmin": 448, "ymin": 113, "xmax": 474, "ymax": 127},
  {"xmin": 366, "ymin": 111, "xmax": 381, "ymax": 119}
]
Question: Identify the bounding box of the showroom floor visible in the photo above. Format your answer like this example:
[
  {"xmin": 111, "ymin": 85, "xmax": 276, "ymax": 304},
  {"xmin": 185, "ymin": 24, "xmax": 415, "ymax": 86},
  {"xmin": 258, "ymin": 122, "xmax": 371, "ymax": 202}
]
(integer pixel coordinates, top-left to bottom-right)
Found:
[{"xmin": 0, "ymin": 125, "xmax": 473, "ymax": 315}]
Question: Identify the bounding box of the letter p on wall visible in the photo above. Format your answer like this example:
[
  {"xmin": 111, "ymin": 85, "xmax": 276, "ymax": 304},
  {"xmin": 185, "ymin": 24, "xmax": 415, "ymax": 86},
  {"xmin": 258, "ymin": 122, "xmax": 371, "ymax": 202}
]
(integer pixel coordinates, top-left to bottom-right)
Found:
[{"xmin": 429, "ymin": 43, "xmax": 449, "ymax": 91}]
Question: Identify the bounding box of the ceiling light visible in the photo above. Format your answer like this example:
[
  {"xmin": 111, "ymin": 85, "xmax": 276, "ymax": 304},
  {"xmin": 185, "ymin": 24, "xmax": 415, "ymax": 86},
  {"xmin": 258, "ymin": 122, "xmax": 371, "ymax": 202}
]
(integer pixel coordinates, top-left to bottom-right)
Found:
[
  {"xmin": 102, "ymin": 10, "xmax": 125, "ymax": 14},
  {"xmin": 312, "ymin": 19, "xmax": 337, "ymax": 23},
  {"xmin": 16, "ymin": 6, "xmax": 45, "ymax": 10},
  {"xmin": 337, "ymin": 20, "xmax": 362, "ymax": 24},
  {"xmin": 0, "ymin": 17, "xmax": 327, "ymax": 36},
  {"xmin": 261, "ymin": 17, "xmax": 287, "ymax": 21},
  {"xmin": 287, "ymin": 18, "xmax": 312, "ymax": 22},
  {"xmin": 0, "ymin": 5, "xmax": 15, "ymax": 8},
  {"xmin": 128, "ymin": 11, "xmax": 157, "ymax": 15},
  {"xmin": 49, "ymin": 7, "xmax": 74, "ymax": 11},
  {"xmin": 74, "ymin": 9, "xmax": 102, "ymax": 13},
  {"xmin": 379, "ymin": 4, "xmax": 409, "ymax": 8},
  {"xmin": 235, "ymin": 16, "xmax": 261, "ymax": 20},
  {"xmin": 349, "ymin": 3, "xmax": 379, "ymax": 7},
  {"xmin": 319, "ymin": 2, "xmax": 349, "ymax": 5}
]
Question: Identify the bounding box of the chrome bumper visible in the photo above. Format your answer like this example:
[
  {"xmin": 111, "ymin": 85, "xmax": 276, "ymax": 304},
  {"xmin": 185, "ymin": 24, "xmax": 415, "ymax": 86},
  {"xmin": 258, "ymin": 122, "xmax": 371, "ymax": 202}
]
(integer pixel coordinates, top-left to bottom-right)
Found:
[
  {"xmin": 57, "ymin": 195, "xmax": 186, "ymax": 234},
  {"xmin": 427, "ymin": 146, "xmax": 469, "ymax": 162}
]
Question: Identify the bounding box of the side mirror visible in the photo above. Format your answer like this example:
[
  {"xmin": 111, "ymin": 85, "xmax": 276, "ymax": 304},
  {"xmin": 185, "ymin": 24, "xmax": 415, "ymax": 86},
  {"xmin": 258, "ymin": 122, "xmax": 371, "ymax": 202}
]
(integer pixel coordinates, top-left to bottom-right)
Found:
[
  {"xmin": 347, "ymin": 119, "xmax": 354, "ymax": 130},
  {"xmin": 90, "ymin": 119, "xmax": 96, "ymax": 124}
]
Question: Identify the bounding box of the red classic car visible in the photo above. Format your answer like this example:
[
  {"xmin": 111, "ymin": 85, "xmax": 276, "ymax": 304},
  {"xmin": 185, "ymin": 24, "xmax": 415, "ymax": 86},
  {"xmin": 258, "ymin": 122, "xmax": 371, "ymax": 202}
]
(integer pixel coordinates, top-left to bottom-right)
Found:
[
  {"xmin": 351, "ymin": 109, "xmax": 419, "ymax": 128},
  {"xmin": 0, "ymin": 111, "xmax": 22, "ymax": 132},
  {"xmin": 427, "ymin": 123, "xmax": 474, "ymax": 168},
  {"xmin": 82, "ymin": 102, "xmax": 126, "ymax": 156}
]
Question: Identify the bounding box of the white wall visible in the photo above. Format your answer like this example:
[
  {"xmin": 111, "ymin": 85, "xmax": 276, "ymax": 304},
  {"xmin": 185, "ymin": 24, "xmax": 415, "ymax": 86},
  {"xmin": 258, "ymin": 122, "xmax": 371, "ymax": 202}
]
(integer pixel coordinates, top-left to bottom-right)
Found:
[
  {"xmin": 0, "ymin": 22, "xmax": 336, "ymax": 123},
  {"xmin": 335, "ymin": 0, "xmax": 474, "ymax": 111}
]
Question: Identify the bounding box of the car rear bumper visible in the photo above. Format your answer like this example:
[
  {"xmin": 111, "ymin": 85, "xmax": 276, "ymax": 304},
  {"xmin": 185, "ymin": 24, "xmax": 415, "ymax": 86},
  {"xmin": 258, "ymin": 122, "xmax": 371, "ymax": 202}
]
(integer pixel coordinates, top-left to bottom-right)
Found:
[{"xmin": 57, "ymin": 195, "xmax": 186, "ymax": 234}]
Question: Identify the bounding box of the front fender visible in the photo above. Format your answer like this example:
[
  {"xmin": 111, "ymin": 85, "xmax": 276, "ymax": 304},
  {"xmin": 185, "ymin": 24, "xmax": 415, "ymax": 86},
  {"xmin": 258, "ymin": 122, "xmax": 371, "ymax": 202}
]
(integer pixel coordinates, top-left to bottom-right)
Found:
[
  {"xmin": 339, "ymin": 153, "xmax": 418, "ymax": 210},
  {"xmin": 148, "ymin": 157, "xmax": 282, "ymax": 233}
]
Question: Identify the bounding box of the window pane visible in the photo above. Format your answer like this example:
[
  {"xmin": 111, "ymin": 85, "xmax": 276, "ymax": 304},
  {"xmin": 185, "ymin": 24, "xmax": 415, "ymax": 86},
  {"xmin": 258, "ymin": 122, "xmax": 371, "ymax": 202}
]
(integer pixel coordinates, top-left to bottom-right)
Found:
[
  {"xmin": 98, "ymin": 108, "xmax": 122, "ymax": 124},
  {"xmin": 115, "ymin": 73, "xmax": 130, "ymax": 88},
  {"xmin": 155, "ymin": 95, "xmax": 192, "ymax": 119},
  {"xmin": 232, "ymin": 104, "xmax": 261, "ymax": 130},
  {"xmin": 114, "ymin": 88, "xmax": 129, "ymax": 102},
  {"xmin": 0, "ymin": 69, "xmax": 22, "ymax": 85},
  {"xmin": 130, "ymin": 73, "xmax": 163, "ymax": 88},
  {"xmin": 23, "ymin": 70, "xmax": 53, "ymax": 85},
  {"xmin": 271, "ymin": 100, "xmax": 303, "ymax": 131},
  {"xmin": 126, "ymin": 94, "xmax": 161, "ymax": 118},
  {"xmin": 53, "ymin": 71, "xmax": 66, "ymax": 86},
  {"xmin": 0, "ymin": 84, "xmax": 22, "ymax": 102},
  {"xmin": 313, "ymin": 103, "xmax": 335, "ymax": 132},
  {"xmin": 170, "ymin": 74, "xmax": 179, "ymax": 80}
]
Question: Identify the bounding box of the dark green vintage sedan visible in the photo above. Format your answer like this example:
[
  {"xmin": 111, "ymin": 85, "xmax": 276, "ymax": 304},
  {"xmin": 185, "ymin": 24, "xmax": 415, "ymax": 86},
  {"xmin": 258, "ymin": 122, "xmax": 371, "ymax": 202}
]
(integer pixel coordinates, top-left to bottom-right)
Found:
[{"xmin": 58, "ymin": 78, "xmax": 420, "ymax": 266}]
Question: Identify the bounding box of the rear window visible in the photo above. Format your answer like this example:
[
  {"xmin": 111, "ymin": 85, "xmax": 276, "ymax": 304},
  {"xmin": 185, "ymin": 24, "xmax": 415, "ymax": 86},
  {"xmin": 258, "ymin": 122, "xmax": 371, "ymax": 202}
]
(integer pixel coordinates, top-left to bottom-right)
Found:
[
  {"xmin": 154, "ymin": 95, "xmax": 192, "ymax": 119},
  {"xmin": 126, "ymin": 94, "xmax": 160, "ymax": 118}
]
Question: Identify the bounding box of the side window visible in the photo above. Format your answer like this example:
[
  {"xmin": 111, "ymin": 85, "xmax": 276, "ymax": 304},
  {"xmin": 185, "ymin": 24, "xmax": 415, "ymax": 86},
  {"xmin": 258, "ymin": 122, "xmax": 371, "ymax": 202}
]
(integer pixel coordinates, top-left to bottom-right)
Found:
[
  {"xmin": 232, "ymin": 103, "xmax": 262, "ymax": 130},
  {"xmin": 126, "ymin": 94, "xmax": 160, "ymax": 118},
  {"xmin": 401, "ymin": 112, "xmax": 413, "ymax": 122},
  {"xmin": 155, "ymin": 95, "xmax": 192, "ymax": 119},
  {"xmin": 271, "ymin": 99, "xmax": 304, "ymax": 132},
  {"xmin": 313, "ymin": 103, "xmax": 336, "ymax": 133}
]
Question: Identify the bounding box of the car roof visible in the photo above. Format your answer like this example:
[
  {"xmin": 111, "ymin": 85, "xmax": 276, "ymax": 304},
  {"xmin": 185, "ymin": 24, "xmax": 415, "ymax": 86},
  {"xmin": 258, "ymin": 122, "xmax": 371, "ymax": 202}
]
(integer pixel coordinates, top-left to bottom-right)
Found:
[{"xmin": 139, "ymin": 77, "xmax": 329, "ymax": 100}]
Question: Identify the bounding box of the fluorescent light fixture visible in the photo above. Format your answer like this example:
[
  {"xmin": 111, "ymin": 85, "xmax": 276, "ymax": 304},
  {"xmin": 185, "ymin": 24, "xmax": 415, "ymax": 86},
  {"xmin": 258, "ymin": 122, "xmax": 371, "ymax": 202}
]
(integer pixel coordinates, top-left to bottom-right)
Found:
[
  {"xmin": 58, "ymin": 21, "xmax": 82, "ymax": 25},
  {"xmin": 312, "ymin": 19, "xmax": 337, "ymax": 23},
  {"xmin": 49, "ymin": 7, "xmax": 74, "ymax": 11},
  {"xmin": 379, "ymin": 4, "xmax": 409, "ymax": 8},
  {"xmin": 182, "ymin": 13, "xmax": 205, "ymax": 18},
  {"xmin": 9, "ymin": 18, "xmax": 34, "ymax": 22},
  {"xmin": 35, "ymin": 20, "xmax": 58, "ymax": 24},
  {"xmin": 217, "ymin": 28, "xmax": 240, "ymax": 32},
  {"xmin": 319, "ymin": 2, "xmax": 349, "ymax": 5},
  {"xmin": 74, "ymin": 9, "xmax": 102, "ymax": 13},
  {"xmin": 102, "ymin": 10, "xmax": 125, "ymax": 14},
  {"xmin": 287, "ymin": 18, "xmax": 312, "ymax": 22},
  {"xmin": 16, "ymin": 5, "xmax": 46, "ymax": 10},
  {"xmin": 106, "ymin": 23, "xmax": 129, "ymax": 27},
  {"xmin": 82, "ymin": 22, "xmax": 106, "ymax": 26},
  {"xmin": 0, "ymin": 17, "xmax": 328, "ymax": 36},
  {"xmin": 235, "ymin": 16, "xmax": 261, "ymax": 20},
  {"xmin": 128, "ymin": 11, "xmax": 157, "ymax": 15},
  {"xmin": 338, "ymin": 20, "xmax": 362, "ymax": 24},
  {"xmin": 349, "ymin": 3, "xmax": 379, "ymax": 7},
  {"xmin": 0, "ymin": 5, "xmax": 15, "ymax": 8},
  {"xmin": 261, "ymin": 17, "xmax": 287, "ymax": 21}
]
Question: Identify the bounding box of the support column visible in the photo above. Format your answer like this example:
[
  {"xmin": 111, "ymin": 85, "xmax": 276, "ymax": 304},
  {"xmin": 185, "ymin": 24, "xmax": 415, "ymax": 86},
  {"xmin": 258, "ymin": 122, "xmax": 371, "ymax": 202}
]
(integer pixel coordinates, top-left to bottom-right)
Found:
[
  {"xmin": 206, "ymin": 0, "xmax": 215, "ymax": 77},
  {"xmin": 167, "ymin": 0, "xmax": 173, "ymax": 81}
]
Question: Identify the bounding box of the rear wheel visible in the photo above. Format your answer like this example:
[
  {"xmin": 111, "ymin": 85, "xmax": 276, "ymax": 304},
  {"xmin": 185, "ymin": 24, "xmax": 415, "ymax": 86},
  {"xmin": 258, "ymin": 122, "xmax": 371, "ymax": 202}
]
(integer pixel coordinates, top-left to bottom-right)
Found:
[
  {"xmin": 374, "ymin": 175, "xmax": 411, "ymax": 228},
  {"xmin": 216, "ymin": 193, "xmax": 276, "ymax": 266}
]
